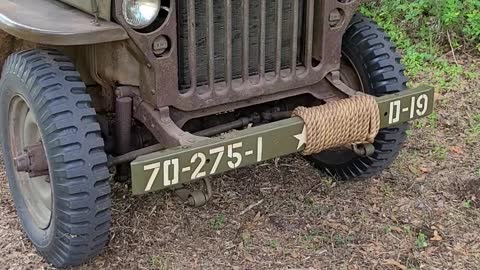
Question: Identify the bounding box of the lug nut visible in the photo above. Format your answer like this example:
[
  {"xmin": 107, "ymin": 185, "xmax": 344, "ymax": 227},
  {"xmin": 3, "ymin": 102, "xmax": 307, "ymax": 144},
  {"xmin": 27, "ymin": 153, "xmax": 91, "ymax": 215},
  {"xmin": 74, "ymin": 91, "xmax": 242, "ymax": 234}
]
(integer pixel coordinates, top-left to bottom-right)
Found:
[{"xmin": 14, "ymin": 154, "xmax": 30, "ymax": 172}]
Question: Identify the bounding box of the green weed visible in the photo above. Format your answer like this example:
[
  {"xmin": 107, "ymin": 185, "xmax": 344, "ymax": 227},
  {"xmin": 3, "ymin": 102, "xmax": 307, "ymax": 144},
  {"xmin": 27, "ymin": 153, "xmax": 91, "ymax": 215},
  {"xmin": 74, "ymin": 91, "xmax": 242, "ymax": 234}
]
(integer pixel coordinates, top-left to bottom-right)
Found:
[
  {"xmin": 151, "ymin": 256, "xmax": 170, "ymax": 270},
  {"xmin": 468, "ymin": 114, "xmax": 480, "ymax": 136},
  {"xmin": 416, "ymin": 232, "xmax": 428, "ymax": 249},
  {"xmin": 432, "ymin": 142, "xmax": 448, "ymax": 160},
  {"xmin": 334, "ymin": 234, "xmax": 353, "ymax": 246},
  {"xmin": 267, "ymin": 239, "xmax": 279, "ymax": 249},
  {"xmin": 211, "ymin": 213, "xmax": 226, "ymax": 230},
  {"xmin": 463, "ymin": 200, "xmax": 473, "ymax": 209},
  {"xmin": 360, "ymin": 0, "xmax": 479, "ymax": 91}
]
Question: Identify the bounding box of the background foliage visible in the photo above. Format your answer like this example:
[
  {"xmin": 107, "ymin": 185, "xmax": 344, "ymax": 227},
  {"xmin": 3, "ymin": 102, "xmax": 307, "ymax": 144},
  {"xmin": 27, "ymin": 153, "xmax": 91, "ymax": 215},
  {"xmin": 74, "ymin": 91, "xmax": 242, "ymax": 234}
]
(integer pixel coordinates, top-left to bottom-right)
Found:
[{"xmin": 361, "ymin": 0, "xmax": 479, "ymax": 91}]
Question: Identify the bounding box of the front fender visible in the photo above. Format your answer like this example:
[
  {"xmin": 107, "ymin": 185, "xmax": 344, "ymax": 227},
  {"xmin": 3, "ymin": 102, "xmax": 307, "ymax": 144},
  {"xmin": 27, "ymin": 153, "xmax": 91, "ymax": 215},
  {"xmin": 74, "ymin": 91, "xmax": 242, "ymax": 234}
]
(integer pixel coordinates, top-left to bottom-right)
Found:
[{"xmin": 0, "ymin": 0, "xmax": 128, "ymax": 46}]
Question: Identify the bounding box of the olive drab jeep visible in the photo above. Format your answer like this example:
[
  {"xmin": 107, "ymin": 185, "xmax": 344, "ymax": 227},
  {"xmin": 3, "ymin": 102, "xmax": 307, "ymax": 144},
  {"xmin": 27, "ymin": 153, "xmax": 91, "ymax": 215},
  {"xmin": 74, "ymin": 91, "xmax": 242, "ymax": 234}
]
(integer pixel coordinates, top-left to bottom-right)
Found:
[{"xmin": 0, "ymin": 0, "xmax": 434, "ymax": 267}]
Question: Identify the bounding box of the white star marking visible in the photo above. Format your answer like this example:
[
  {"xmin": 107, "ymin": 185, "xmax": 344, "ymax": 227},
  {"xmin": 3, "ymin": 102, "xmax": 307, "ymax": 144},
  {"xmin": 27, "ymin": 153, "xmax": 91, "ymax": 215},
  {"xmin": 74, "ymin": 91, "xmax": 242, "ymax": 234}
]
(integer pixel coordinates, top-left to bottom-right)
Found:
[{"xmin": 293, "ymin": 126, "xmax": 307, "ymax": 150}]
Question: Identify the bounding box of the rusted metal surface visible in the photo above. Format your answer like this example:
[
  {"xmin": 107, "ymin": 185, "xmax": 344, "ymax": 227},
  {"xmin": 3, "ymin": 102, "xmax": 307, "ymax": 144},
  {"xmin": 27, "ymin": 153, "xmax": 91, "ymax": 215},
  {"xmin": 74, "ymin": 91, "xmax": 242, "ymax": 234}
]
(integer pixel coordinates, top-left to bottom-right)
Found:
[
  {"xmin": 13, "ymin": 143, "xmax": 49, "ymax": 177},
  {"xmin": 115, "ymin": 97, "xmax": 133, "ymax": 155},
  {"xmin": 127, "ymin": 86, "xmax": 206, "ymax": 148},
  {"xmin": 108, "ymin": 144, "xmax": 164, "ymax": 167},
  {"xmin": 158, "ymin": 0, "xmax": 358, "ymax": 111},
  {"xmin": 1, "ymin": 0, "xmax": 367, "ymax": 152},
  {"xmin": 13, "ymin": 154, "xmax": 30, "ymax": 172},
  {"xmin": 115, "ymin": 96, "xmax": 133, "ymax": 181},
  {"xmin": 313, "ymin": 0, "xmax": 360, "ymax": 63},
  {"xmin": 170, "ymin": 78, "xmax": 341, "ymax": 127},
  {"xmin": 0, "ymin": 0, "xmax": 128, "ymax": 45},
  {"xmin": 193, "ymin": 117, "xmax": 252, "ymax": 137},
  {"xmin": 112, "ymin": 0, "xmax": 179, "ymax": 107},
  {"xmin": 107, "ymin": 0, "xmax": 359, "ymax": 114}
]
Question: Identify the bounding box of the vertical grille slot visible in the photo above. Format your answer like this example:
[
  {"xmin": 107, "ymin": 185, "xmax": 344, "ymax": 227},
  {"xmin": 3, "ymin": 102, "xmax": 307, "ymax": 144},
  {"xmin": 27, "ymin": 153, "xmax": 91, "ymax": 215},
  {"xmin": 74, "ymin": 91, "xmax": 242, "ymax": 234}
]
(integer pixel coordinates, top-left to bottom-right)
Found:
[
  {"xmin": 206, "ymin": 0, "xmax": 215, "ymax": 90},
  {"xmin": 178, "ymin": 0, "xmax": 308, "ymax": 92}
]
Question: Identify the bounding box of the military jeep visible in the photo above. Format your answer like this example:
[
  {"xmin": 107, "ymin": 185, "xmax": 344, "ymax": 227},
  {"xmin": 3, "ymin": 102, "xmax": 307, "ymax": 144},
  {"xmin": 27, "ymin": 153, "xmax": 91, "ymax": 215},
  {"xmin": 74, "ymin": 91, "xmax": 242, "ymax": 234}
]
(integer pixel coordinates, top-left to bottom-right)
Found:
[{"xmin": 0, "ymin": 0, "xmax": 434, "ymax": 267}]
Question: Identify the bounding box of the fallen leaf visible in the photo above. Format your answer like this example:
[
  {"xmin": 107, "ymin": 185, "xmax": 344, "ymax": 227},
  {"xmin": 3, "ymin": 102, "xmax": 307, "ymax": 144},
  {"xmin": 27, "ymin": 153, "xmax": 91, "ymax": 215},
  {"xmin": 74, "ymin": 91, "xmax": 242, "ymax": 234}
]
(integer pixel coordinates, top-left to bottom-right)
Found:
[
  {"xmin": 424, "ymin": 247, "xmax": 438, "ymax": 256},
  {"xmin": 415, "ymin": 175, "xmax": 427, "ymax": 181},
  {"xmin": 243, "ymin": 251, "xmax": 254, "ymax": 262},
  {"xmin": 451, "ymin": 146, "xmax": 464, "ymax": 155},
  {"xmin": 454, "ymin": 243, "xmax": 468, "ymax": 256},
  {"xmin": 253, "ymin": 211, "xmax": 262, "ymax": 222},
  {"xmin": 408, "ymin": 165, "xmax": 419, "ymax": 175},
  {"xmin": 383, "ymin": 259, "xmax": 407, "ymax": 270},
  {"xmin": 420, "ymin": 166, "xmax": 432, "ymax": 173},
  {"xmin": 389, "ymin": 226, "xmax": 404, "ymax": 234},
  {"xmin": 431, "ymin": 230, "xmax": 442, "ymax": 241},
  {"xmin": 434, "ymin": 93, "xmax": 445, "ymax": 101},
  {"xmin": 326, "ymin": 221, "xmax": 349, "ymax": 232}
]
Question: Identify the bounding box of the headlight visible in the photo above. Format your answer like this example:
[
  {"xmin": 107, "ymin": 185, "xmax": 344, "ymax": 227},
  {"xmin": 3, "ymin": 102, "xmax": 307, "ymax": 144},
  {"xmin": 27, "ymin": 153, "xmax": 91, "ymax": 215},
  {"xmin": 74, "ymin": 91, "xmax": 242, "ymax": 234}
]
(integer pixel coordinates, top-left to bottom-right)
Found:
[{"xmin": 122, "ymin": 0, "xmax": 161, "ymax": 29}]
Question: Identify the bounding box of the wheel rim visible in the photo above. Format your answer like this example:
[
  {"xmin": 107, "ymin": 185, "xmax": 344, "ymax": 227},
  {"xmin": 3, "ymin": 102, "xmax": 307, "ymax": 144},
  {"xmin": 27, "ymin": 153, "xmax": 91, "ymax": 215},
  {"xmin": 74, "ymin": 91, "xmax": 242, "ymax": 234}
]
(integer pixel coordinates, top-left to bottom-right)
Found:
[
  {"xmin": 311, "ymin": 55, "xmax": 368, "ymax": 165},
  {"xmin": 8, "ymin": 96, "xmax": 52, "ymax": 229}
]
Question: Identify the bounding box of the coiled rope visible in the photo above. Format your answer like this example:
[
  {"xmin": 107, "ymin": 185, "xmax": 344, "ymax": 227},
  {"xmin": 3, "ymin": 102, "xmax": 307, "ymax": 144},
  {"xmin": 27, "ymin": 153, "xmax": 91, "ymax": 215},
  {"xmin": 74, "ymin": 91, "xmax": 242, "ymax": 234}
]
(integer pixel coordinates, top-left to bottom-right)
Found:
[{"xmin": 292, "ymin": 95, "xmax": 380, "ymax": 155}]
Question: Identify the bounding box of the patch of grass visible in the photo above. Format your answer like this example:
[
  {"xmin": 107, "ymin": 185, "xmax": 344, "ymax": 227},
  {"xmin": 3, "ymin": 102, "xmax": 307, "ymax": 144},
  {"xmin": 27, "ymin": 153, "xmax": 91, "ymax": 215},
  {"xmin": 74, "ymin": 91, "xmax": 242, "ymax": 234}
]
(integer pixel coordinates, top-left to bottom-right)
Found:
[
  {"xmin": 241, "ymin": 232, "xmax": 252, "ymax": 246},
  {"xmin": 360, "ymin": 0, "xmax": 479, "ymax": 91},
  {"xmin": 322, "ymin": 178, "xmax": 336, "ymax": 188},
  {"xmin": 333, "ymin": 234, "xmax": 353, "ymax": 247},
  {"xmin": 432, "ymin": 142, "xmax": 448, "ymax": 160},
  {"xmin": 463, "ymin": 200, "xmax": 473, "ymax": 209},
  {"xmin": 465, "ymin": 69, "xmax": 480, "ymax": 80},
  {"xmin": 468, "ymin": 114, "xmax": 480, "ymax": 136},
  {"xmin": 267, "ymin": 239, "xmax": 279, "ymax": 249},
  {"xmin": 381, "ymin": 184, "xmax": 393, "ymax": 198},
  {"xmin": 303, "ymin": 196, "xmax": 314, "ymax": 206},
  {"xmin": 404, "ymin": 225, "xmax": 413, "ymax": 236},
  {"xmin": 151, "ymin": 255, "xmax": 171, "ymax": 270},
  {"xmin": 416, "ymin": 232, "xmax": 428, "ymax": 249},
  {"xmin": 211, "ymin": 213, "xmax": 226, "ymax": 230},
  {"xmin": 415, "ymin": 111, "xmax": 438, "ymax": 129},
  {"xmin": 299, "ymin": 229, "xmax": 327, "ymax": 250}
]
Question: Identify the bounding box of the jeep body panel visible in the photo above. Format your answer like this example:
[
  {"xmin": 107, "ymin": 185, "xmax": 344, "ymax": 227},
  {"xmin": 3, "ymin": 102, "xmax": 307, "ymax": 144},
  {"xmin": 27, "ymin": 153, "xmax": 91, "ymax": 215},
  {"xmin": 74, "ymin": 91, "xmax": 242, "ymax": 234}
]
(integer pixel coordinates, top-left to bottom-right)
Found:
[
  {"xmin": 59, "ymin": 0, "xmax": 112, "ymax": 21},
  {"xmin": 0, "ymin": 0, "xmax": 127, "ymax": 45}
]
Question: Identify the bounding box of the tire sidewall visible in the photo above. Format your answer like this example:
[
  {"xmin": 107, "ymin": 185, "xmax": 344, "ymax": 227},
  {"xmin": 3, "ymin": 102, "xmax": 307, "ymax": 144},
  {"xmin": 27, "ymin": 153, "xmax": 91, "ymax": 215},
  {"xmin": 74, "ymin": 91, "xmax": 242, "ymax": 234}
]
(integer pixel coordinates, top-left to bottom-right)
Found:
[
  {"xmin": 308, "ymin": 14, "xmax": 409, "ymax": 179},
  {"xmin": 0, "ymin": 73, "xmax": 56, "ymax": 249}
]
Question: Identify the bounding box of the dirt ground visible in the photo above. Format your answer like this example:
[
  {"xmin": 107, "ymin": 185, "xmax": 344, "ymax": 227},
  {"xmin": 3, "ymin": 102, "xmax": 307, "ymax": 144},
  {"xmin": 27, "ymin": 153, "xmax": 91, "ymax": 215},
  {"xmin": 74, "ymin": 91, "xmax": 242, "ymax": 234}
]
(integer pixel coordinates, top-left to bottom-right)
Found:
[{"xmin": 0, "ymin": 48, "xmax": 480, "ymax": 269}]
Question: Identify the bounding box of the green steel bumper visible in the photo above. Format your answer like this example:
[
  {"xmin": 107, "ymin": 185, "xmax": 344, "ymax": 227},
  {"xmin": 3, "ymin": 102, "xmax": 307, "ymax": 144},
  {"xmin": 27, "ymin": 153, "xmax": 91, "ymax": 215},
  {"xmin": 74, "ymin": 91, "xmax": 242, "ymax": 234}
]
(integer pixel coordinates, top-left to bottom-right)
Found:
[{"xmin": 131, "ymin": 86, "xmax": 434, "ymax": 195}]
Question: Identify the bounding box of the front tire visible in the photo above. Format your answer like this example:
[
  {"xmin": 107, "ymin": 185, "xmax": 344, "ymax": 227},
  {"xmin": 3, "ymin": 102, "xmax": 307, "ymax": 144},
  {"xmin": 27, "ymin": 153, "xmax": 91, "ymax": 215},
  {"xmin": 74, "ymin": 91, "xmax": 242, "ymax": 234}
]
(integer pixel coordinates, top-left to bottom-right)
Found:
[
  {"xmin": 308, "ymin": 14, "xmax": 409, "ymax": 180},
  {"xmin": 0, "ymin": 49, "xmax": 111, "ymax": 267}
]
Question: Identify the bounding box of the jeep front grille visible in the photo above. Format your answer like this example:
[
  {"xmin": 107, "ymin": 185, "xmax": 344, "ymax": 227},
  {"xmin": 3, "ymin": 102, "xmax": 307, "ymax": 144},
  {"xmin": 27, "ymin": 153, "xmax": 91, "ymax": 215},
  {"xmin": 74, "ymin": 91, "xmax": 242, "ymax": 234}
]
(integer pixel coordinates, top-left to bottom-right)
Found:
[{"xmin": 177, "ymin": 0, "xmax": 307, "ymax": 92}]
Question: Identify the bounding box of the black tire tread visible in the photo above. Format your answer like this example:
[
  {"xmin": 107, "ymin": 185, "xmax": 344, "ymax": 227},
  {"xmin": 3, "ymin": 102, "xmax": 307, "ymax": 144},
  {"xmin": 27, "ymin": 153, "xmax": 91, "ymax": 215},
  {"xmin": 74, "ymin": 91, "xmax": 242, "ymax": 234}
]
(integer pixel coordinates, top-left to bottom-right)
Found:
[
  {"xmin": 310, "ymin": 14, "xmax": 409, "ymax": 180},
  {"xmin": 1, "ymin": 49, "xmax": 111, "ymax": 267}
]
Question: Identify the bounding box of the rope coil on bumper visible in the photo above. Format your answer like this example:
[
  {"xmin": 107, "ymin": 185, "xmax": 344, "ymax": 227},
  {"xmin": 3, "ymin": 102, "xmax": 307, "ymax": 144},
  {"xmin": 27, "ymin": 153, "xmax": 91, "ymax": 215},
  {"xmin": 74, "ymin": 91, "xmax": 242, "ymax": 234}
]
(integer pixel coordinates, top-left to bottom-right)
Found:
[{"xmin": 292, "ymin": 95, "xmax": 380, "ymax": 155}]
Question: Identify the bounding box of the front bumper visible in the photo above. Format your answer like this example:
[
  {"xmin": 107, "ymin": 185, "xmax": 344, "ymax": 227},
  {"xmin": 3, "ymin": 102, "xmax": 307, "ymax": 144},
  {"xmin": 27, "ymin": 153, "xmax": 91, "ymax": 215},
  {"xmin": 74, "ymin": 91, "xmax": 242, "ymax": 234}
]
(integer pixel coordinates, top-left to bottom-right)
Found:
[{"xmin": 131, "ymin": 86, "xmax": 434, "ymax": 195}]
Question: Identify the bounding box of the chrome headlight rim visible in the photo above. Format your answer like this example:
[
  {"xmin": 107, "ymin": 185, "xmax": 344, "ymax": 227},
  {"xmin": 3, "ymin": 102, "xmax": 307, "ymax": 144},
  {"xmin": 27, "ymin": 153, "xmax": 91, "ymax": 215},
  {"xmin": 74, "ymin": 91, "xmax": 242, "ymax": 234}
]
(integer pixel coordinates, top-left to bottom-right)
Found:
[{"xmin": 122, "ymin": 0, "xmax": 161, "ymax": 30}]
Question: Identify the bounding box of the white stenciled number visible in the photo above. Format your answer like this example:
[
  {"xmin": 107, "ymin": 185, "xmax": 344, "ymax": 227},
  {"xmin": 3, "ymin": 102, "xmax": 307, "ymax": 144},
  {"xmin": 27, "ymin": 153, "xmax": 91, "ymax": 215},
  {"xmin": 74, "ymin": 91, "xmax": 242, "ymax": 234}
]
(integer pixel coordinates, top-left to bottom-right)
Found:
[
  {"xmin": 227, "ymin": 142, "xmax": 243, "ymax": 169},
  {"xmin": 191, "ymin": 153, "xmax": 207, "ymax": 179},
  {"xmin": 257, "ymin": 137, "xmax": 263, "ymax": 162},
  {"xmin": 389, "ymin": 100, "xmax": 401, "ymax": 124},
  {"xmin": 163, "ymin": 159, "xmax": 179, "ymax": 187},
  {"xmin": 209, "ymin": 146, "xmax": 224, "ymax": 174},
  {"xmin": 416, "ymin": 94, "xmax": 429, "ymax": 117},
  {"xmin": 144, "ymin": 162, "xmax": 161, "ymax": 192},
  {"xmin": 410, "ymin": 96, "xmax": 416, "ymax": 119}
]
